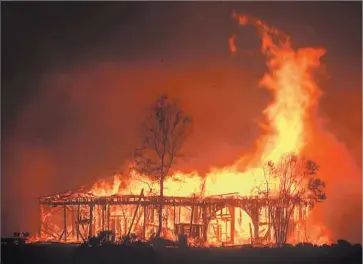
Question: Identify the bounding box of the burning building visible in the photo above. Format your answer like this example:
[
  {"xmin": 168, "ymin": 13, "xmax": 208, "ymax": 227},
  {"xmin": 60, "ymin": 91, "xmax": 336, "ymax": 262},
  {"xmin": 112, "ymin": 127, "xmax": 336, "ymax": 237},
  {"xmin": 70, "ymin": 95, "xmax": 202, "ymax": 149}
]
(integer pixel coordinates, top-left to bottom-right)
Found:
[
  {"xmin": 37, "ymin": 179, "xmax": 309, "ymax": 246},
  {"xmin": 33, "ymin": 13, "xmax": 335, "ymax": 246}
]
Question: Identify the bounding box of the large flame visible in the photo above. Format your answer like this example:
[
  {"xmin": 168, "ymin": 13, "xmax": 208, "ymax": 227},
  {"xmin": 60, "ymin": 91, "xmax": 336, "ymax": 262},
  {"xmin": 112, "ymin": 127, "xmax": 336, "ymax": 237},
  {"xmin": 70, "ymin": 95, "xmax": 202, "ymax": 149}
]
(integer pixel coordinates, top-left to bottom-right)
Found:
[{"xmin": 35, "ymin": 13, "xmax": 333, "ymax": 246}]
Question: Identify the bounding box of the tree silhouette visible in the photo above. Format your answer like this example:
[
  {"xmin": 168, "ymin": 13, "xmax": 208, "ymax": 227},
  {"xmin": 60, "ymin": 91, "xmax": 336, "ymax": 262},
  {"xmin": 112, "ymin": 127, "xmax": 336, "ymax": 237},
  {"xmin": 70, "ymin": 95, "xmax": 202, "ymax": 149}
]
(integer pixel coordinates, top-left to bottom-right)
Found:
[
  {"xmin": 259, "ymin": 153, "xmax": 326, "ymax": 246},
  {"xmin": 132, "ymin": 95, "xmax": 192, "ymax": 238}
]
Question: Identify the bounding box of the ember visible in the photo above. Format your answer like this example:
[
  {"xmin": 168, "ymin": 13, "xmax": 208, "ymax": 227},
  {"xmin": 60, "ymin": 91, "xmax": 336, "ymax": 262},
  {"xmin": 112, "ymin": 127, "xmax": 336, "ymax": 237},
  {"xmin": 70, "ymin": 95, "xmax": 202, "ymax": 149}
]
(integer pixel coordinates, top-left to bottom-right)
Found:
[{"xmin": 32, "ymin": 13, "xmax": 333, "ymax": 246}]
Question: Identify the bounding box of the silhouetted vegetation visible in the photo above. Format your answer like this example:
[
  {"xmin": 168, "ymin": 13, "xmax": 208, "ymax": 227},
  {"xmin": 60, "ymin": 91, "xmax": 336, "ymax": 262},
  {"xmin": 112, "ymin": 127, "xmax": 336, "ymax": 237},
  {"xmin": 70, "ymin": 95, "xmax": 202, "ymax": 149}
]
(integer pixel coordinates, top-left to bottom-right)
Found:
[
  {"xmin": 257, "ymin": 153, "xmax": 326, "ymax": 246},
  {"xmin": 2, "ymin": 240, "xmax": 361, "ymax": 264},
  {"xmin": 133, "ymin": 95, "xmax": 192, "ymax": 238}
]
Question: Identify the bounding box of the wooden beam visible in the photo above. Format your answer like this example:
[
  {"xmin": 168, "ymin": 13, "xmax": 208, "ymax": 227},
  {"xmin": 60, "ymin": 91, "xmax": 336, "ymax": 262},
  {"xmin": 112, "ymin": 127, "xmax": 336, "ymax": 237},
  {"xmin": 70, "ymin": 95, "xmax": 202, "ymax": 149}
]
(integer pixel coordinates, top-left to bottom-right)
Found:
[
  {"xmin": 89, "ymin": 204, "xmax": 94, "ymax": 238},
  {"xmin": 127, "ymin": 189, "xmax": 144, "ymax": 237},
  {"xmin": 143, "ymin": 205, "xmax": 147, "ymax": 239},
  {"xmin": 229, "ymin": 207, "xmax": 235, "ymax": 244},
  {"xmin": 63, "ymin": 205, "xmax": 67, "ymax": 242},
  {"xmin": 189, "ymin": 194, "xmax": 196, "ymax": 237},
  {"xmin": 76, "ymin": 205, "xmax": 80, "ymax": 241}
]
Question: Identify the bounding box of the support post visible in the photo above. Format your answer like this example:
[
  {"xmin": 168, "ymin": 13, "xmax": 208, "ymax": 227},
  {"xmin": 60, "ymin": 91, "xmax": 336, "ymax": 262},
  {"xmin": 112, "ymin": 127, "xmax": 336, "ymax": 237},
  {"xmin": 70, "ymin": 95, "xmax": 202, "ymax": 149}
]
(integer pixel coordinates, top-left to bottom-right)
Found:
[
  {"xmin": 150, "ymin": 206, "xmax": 154, "ymax": 223},
  {"xmin": 251, "ymin": 206, "xmax": 260, "ymax": 242},
  {"xmin": 165, "ymin": 207, "xmax": 168, "ymax": 229},
  {"xmin": 38, "ymin": 203, "xmax": 43, "ymax": 238},
  {"xmin": 249, "ymin": 222, "xmax": 253, "ymax": 244},
  {"xmin": 173, "ymin": 203, "xmax": 176, "ymax": 236},
  {"xmin": 63, "ymin": 205, "xmax": 67, "ymax": 242},
  {"xmin": 254, "ymin": 219, "xmax": 259, "ymax": 241},
  {"xmin": 89, "ymin": 204, "xmax": 94, "ymax": 238},
  {"xmin": 121, "ymin": 217, "xmax": 124, "ymax": 237},
  {"xmin": 178, "ymin": 206, "xmax": 181, "ymax": 224},
  {"xmin": 189, "ymin": 194, "xmax": 196, "ymax": 237},
  {"xmin": 107, "ymin": 205, "xmax": 111, "ymax": 231},
  {"xmin": 102, "ymin": 205, "xmax": 106, "ymax": 231},
  {"xmin": 143, "ymin": 205, "xmax": 147, "ymax": 239},
  {"xmin": 229, "ymin": 207, "xmax": 235, "ymax": 244},
  {"xmin": 127, "ymin": 189, "xmax": 144, "ymax": 237},
  {"xmin": 202, "ymin": 206, "xmax": 208, "ymax": 242},
  {"xmin": 77, "ymin": 205, "xmax": 80, "ymax": 241},
  {"xmin": 71, "ymin": 206, "xmax": 75, "ymax": 239}
]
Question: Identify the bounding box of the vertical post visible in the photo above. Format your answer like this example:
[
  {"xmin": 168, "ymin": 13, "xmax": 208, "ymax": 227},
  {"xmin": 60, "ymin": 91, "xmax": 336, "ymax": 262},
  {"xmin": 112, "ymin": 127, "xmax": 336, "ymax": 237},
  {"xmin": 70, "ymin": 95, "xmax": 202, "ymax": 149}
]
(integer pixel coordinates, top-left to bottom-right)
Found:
[
  {"xmin": 202, "ymin": 206, "xmax": 208, "ymax": 242},
  {"xmin": 229, "ymin": 207, "xmax": 235, "ymax": 245},
  {"xmin": 254, "ymin": 217, "xmax": 259, "ymax": 241},
  {"xmin": 150, "ymin": 206, "xmax": 154, "ymax": 223},
  {"xmin": 71, "ymin": 206, "xmax": 75, "ymax": 239},
  {"xmin": 89, "ymin": 204, "xmax": 94, "ymax": 238},
  {"xmin": 96, "ymin": 206, "xmax": 100, "ymax": 234},
  {"xmin": 77, "ymin": 205, "xmax": 80, "ymax": 241},
  {"xmin": 189, "ymin": 194, "xmax": 196, "ymax": 237},
  {"xmin": 116, "ymin": 217, "xmax": 122, "ymax": 237},
  {"xmin": 251, "ymin": 205, "xmax": 260, "ymax": 242},
  {"xmin": 178, "ymin": 206, "xmax": 181, "ymax": 224},
  {"xmin": 124, "ymin": 218, "xmax": 127, "ymax": 236},
  {"xmin": 143, "ymin": 205, "xmax": 147, "ymax": 239},
  {"xmin": 38, "ymin": 203, "xmax": 43, "ymax": 238},
  {"xmin": 63, "ymin": 205, "xmax": 67, "ymax": 242},
  {"xmin": 127, "ymin": 189, "xmax": 144, "ymax": 237},
  {"xmin": 114, "ymin": 218, "xmax": 118, "ymax": 239},
  {"xmin": 249, "ymin": 222, "xmax": 253, "ymax": 244},
  {"xmin": 107, "ymin": 205, "xmax": 111, "ymax": 231},
  {"xmin": 165, "ymin": 207, "xmax": 168, "ymax": 229},
  {"xmin": 173, "ymin": 203, "xmax": 176, "ymax": 236},
  {"xmin": 102, "ymin": 205, "xmax": 106, "ymax": 231},
  {"xmin": 110, "ymin": 218, "xmax": 114, "ymax": 235},
  {"xmin": 119, "ymin": 218, "xmax": 123, "ymax": 237}
]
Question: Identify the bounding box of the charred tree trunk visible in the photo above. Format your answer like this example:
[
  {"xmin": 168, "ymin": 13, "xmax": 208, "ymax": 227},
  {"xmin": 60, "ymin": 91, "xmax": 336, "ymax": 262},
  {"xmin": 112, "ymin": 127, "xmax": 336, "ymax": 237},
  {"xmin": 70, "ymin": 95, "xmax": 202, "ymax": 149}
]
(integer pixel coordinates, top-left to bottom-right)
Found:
[{"xmin": 155, "ymin": 177, "xmax": 164, "ymax": 237}]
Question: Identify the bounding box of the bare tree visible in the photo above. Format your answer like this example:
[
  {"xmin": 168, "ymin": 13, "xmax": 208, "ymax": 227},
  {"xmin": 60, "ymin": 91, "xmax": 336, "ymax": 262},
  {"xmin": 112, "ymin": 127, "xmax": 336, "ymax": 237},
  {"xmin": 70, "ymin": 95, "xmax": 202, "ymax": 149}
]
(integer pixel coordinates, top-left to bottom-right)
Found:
[
  {"xmin": 259, "ymin": 152, "xmax": 326, "ymax": 247},
  {"xmin": 132, "ymin": 95, "xmax": 192, "ymax": 238}
]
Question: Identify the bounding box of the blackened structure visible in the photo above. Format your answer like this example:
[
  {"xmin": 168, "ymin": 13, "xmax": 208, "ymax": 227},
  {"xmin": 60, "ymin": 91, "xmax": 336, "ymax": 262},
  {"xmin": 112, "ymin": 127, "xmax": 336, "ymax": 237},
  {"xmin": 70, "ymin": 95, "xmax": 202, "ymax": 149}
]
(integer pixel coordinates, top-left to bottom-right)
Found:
[{"xmin": 38, "ymin": 191, "xmax": 307, "ymax": 245}]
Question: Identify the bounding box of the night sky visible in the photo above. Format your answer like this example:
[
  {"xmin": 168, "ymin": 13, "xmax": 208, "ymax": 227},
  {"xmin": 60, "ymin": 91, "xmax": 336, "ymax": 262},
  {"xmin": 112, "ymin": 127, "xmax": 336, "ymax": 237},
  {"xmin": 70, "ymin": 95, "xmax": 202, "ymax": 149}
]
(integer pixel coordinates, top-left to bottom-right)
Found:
[{"xmin": 1, "ymin": 2, "xmax": 362, "ymax": 241}]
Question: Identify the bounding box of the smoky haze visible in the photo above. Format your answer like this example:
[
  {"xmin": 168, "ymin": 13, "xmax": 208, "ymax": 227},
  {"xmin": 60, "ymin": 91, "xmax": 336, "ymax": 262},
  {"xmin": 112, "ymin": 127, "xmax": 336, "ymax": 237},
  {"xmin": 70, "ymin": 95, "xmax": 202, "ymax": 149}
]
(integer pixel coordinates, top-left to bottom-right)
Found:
[{"xmin": 1, "ymin": 2, "xmax": 361, "ymax": 243}]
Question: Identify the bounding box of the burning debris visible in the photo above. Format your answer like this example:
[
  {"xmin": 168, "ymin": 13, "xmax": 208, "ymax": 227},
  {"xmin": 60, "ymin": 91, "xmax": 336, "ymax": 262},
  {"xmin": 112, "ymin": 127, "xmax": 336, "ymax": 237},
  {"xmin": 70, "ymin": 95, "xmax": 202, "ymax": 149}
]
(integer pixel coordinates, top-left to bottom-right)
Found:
[
  {"xmin": 33, "ymin": 13, "xmax": 333, "ymax": 247},
  {"xmin": 36, "ymin": 164, "xmax": 321, "ymax": 247},
  {"xmin": 37, "ymin": 189, "xmax": 305, "ymax": 246}
]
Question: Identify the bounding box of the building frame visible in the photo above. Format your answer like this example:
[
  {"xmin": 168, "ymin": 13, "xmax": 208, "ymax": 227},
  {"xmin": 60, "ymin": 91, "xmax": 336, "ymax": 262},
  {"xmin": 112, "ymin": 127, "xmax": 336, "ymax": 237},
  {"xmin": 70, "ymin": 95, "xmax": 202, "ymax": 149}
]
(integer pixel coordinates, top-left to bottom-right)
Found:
[{"xmin": 38, "ymin": 191, "xmax": 307, "ymax": 245}]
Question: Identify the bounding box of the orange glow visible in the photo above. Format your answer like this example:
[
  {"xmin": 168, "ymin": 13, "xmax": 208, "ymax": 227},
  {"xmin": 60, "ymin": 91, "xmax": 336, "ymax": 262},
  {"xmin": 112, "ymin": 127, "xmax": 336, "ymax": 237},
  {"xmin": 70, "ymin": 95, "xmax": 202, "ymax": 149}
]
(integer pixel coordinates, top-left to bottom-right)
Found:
[
  {"xmin": 229, "ymin": 34, "xmax": 237, "ymax": 55},
  {"xmin": 33, "ymin": 13, "xmax": 334, "ymax": 246}
]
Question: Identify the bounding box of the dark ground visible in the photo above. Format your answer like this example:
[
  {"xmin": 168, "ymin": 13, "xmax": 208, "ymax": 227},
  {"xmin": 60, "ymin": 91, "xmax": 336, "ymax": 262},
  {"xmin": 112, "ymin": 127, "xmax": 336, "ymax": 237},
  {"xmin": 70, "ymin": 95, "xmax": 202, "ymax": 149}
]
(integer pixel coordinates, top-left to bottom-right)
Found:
[{"xmin": 1, "ymin": 241, "xmax": 362, "ymax": 264}]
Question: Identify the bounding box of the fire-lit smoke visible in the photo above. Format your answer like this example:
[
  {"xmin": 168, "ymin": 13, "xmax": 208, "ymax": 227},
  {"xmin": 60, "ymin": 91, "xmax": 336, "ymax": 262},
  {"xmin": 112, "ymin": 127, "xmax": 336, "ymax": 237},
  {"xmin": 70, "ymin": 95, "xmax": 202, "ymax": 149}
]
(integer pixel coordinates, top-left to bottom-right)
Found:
[
  {"xmin": 2, "ymin": 63, "xmax": 265, "ymax": 238},
  {"xmin": 2, "ymin": 10, "xmax": 361, "ymax": 245},
  {"xmin": 78, "ymin": 13, "xmax": 347, "ymax": 245},
  {"xmin": 229, "ymin": 13, "xmax": 362, "ymax": 243}
]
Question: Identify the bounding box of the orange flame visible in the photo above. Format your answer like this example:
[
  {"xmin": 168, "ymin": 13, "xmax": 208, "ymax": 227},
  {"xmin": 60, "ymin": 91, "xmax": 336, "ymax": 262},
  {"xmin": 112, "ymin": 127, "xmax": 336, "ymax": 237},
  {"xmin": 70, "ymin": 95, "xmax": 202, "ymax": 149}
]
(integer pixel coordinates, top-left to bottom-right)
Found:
[{"xmin": 36, "ymin": 13, "xmax": 332, "ymax": 246}]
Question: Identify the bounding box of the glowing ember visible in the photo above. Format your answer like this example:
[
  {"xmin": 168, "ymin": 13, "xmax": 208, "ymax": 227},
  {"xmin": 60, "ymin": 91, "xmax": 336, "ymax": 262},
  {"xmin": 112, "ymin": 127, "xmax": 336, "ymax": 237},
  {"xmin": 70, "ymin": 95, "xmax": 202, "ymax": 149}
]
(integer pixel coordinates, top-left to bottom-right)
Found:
[{"xmin": 35, "ymin": 13, "xmax": 332, "ymax": 246}]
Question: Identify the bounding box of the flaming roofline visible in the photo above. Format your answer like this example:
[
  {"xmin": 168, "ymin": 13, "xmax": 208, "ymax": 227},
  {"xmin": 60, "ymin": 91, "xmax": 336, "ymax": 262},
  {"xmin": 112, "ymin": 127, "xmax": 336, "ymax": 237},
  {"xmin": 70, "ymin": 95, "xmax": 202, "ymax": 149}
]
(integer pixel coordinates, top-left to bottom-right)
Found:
[
  {"xmin": 38, "ymin": 187, "xmax": 308, "ymax": 245},
  {"xmin": 39, "ymin": 190, "xmax": 289, "ymax": 209},
  {"xmin": 38, "ymin": 184, "xmax": 260, "ymax": 203}
]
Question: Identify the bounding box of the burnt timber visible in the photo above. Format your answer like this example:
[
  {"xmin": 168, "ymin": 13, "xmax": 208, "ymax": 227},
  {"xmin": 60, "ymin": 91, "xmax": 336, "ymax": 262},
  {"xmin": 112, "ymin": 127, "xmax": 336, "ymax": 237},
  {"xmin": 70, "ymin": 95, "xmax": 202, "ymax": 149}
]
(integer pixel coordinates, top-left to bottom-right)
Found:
[
  {"xmin": 41, "ymin": 194, "xmax": 268, "ymax": 208},
  {"xmin": 38, "ymin": 192, "xmax": 307, "ymax": 245}
]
